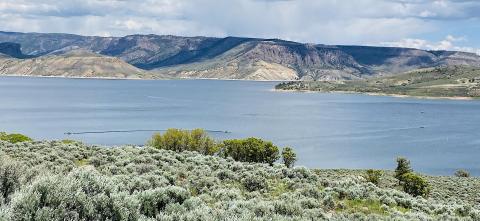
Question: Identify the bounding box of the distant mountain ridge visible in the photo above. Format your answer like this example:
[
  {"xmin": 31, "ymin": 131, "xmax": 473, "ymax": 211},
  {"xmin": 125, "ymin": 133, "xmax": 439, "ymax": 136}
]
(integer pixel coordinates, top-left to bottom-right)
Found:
[{"xmin": 1, "ymin": 31, "xmax": 480, "ymax": 80}]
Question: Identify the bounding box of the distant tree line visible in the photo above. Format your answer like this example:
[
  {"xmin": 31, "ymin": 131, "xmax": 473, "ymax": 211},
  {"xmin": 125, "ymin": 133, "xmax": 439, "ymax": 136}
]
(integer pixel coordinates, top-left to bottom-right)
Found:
[{"xmin": 148, "ymin": 128, "xmax": 297, "ymax": 168}]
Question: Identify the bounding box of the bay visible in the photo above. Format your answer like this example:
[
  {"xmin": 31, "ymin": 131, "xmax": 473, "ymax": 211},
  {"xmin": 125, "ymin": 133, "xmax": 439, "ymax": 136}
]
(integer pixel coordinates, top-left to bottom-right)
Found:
[{"xmin": 1, "ymin": 76, "xmax": 479, "ymax": 175}]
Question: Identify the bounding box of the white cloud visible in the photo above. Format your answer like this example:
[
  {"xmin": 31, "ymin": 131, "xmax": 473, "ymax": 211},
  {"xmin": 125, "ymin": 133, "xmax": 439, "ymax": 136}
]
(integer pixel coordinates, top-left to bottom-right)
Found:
[
  {"xmin": 381, "ymin": 35, "xmax": 480, "ymax": 55},
  {"xmin": 0, "ymin": 0, "xmax": 478, "ymax": 48}
]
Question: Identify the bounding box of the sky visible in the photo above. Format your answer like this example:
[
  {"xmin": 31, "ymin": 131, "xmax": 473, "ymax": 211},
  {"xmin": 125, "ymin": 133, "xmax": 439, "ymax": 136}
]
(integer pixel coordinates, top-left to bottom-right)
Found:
[{"xmin": 0, "ymin": 0, "xmax": 479, "ymax": 54}]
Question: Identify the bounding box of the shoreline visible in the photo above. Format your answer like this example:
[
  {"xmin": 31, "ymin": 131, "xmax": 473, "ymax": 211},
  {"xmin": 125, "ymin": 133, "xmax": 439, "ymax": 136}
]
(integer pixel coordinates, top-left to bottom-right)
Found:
[
  {"xmin": 0, "ymin": 74, "xmax": 292, "ymax": 82},
  {"xmin": 273, "ymin": 88, "xmax": 476, "ymax": 100},
  {"xmin": 1, "ymin": 74, "xmax": 476, "ymax": 100},
  {"xmin": 0, "ymin": 74, "xmax": 151, "ymax": 81},
  {"xmin": 176, "ymin": 76, "xmax": 293, "ymax": 82}
]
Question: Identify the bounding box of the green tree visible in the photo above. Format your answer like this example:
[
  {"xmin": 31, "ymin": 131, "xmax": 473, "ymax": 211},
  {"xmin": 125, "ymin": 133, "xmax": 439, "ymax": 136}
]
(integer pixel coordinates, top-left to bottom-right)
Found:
[
  {"xmin": 220, "ymin": 137, "xmax": 280, "ymax": 165},
  {"xmin": 400, "ymin": 172, "xmax": 430, "ymax": 197},
  {"xmin": 147, "ymin": 128, "xmax": 218, "ymax": 155},
  {"xmin": 395, "ymin": 157, "xmax": 413, "ymax": 184},
  {"xmin": 187, "ymin": 128, "xmax": 219, "ymax": 155},
  {"xmin": 219, "ymin": 139, "xmax": 244, "ymax": 161},
  {"xmin": 281, "ymin": 147, "xmax": 297, "ymax": 168},
  {"xmin": 454, "ymin": 169, "xmax": 470, "ymax": 178},
  {"xmin": 0, "ymin": 132, "xmax": 32, "ymax": 143},
  {"xmin": 365, "ymin": 169, "xmax": 383, "ymax": 186}
]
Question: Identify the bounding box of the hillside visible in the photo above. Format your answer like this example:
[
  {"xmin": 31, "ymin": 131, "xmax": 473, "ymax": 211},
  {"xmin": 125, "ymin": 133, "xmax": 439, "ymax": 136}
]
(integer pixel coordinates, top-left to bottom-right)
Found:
[
  {"xmin": 0, "ymin": 42, "xmax": 32, "ymax": 59},
  {"xmin": 276, "ymin": 66, "xmax": 480, "ymax": 98},
  {"xmin": 0, "ymin": 50, "xmax": 161, "ymax": 79},
  {"xmin": 1, "ymin": 31, "xmax": 480, "ymax": 80},
  {"xmin": 0, "ymin": 140, "xmax": 479, "ymax": 220}
]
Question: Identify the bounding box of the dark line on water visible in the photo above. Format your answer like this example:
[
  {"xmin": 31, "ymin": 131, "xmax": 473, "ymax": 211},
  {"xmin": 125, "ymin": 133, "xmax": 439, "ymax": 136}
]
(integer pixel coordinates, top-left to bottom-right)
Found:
[{"xmin": 65, "ymin": 129, "xmax": 231, "ymax": 135}]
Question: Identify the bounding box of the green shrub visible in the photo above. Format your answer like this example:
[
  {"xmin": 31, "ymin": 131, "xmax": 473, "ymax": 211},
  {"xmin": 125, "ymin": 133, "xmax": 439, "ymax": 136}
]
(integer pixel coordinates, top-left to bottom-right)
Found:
[
  {"xmin": 242, "ymin": 174, "xmax": 267, "ymax": 192},
  {"xmin": 365, "ymin": 169, "xmax": 383, "ymax": 186},
  {"xmin": 281, "ymin": 147, "xmax": 297, "ymax": 168},
  {"xmin": 220, "ymin": 137, "xmax": 280, "ymax": 165},
  {"xmin": 0, "ymin": 132, "xmax": 32, "ymax": 143},
  {"xmin": 395, "ymin": 157, "xmax": 413, "ymax": 184},
  {"xmin": 148, "ymin": 128, "xmax": 218, "ymax": 155},
  {"xmin": 60, "ymin": 139, "xmax": 80, "ymax": 144},
  {"xmin": 400, "ymin": 173, "xmax": 430, "ymax": 197},
  {"xmin": 454, "ymin": 169, "xmax": 470, "ymax": 178},
  {"xmin": 0, "ymin": 158, "xmax": 24, "ymax": 205},
  {"xmin": 8, "ymin": 168, "xmax": 138, "ymax": 220},
  {"xmin": 148, "ymin": 129, "xmax": 288, "ymax": 166},
  {"xmin": 137, "ymin": 186, "xmax": 190, "ymax": 217}
]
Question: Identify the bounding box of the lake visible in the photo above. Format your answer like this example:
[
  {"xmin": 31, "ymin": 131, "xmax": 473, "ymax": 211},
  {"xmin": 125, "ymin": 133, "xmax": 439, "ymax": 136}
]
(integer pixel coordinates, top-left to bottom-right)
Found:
[{"xmin": 1, "ymin": 76, "xmax": 479, "ymax": 176}]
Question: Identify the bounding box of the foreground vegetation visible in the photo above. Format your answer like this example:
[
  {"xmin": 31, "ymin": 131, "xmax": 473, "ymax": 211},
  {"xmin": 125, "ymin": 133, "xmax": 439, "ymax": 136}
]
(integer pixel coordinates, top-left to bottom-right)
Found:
[
  {"xmin": 0, "ymin": 132, "xmax": 32, "ymax": 144},
  {"xmin": 0, "ymin": 136, "xmax": 479, "ymax": 220},
  {"xmin": 276, "ymin": 66, "xmax": 480, "ymax": 98},
  {"xmin": 147, "ymin": 129, "xmax": 295, "ymax": 167}
]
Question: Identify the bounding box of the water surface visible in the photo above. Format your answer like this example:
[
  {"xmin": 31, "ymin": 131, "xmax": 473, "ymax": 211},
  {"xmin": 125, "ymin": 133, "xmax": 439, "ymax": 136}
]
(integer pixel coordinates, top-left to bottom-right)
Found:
[{"xmin": 1, "ymin": 76, "xmax": 479, "ymax": 175}]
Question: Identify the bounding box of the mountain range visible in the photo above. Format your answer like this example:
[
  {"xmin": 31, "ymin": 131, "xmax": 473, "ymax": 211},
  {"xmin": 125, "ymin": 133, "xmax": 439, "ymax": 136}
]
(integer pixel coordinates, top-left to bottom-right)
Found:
[{"xmin": 1, "ymin": 31, "xmax": 480, "ymax": 80}]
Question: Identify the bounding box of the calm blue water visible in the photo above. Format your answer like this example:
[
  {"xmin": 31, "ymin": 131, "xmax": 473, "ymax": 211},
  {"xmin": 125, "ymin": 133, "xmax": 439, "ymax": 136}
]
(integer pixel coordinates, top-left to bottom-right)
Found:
[{"xmin": 1, "ymin": 76, "xmax": 479, "ymax": 176}]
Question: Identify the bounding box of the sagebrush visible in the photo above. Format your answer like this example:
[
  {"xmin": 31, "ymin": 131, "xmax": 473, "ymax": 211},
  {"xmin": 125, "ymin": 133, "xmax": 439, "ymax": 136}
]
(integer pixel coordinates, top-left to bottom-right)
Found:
[{"xmin": 0, "ymin": 141, "xmax": 479, "ymax": 220}]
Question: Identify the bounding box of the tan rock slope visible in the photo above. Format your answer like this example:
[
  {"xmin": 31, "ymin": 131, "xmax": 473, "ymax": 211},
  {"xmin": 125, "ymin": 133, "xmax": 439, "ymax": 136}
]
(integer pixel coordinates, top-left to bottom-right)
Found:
[{"xmin": 0, "ymin": 50, "xmax": 158, "ymax": 79}]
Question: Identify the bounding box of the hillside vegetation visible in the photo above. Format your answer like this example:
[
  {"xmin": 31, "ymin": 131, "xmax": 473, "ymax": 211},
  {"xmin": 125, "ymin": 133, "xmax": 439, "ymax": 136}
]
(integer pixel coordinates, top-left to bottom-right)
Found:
[
  {"xmin": 0, "ymin": 132, "xmax": 479, "ymax": 220},
  {"xmin": 276, "ymin": 66, "xmax": 480, "ymax": 98}
]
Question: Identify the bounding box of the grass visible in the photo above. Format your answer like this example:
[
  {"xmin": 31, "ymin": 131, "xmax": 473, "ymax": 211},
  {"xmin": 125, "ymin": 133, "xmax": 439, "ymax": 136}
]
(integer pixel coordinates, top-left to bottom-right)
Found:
[
  {"xmin": 74, "ymin": 158, "xmax": 89, "ymax": 166},
  {"xmin": 276, "ymin": 66, "xmax": 480, "ymax": 98},
  {"xmin": 267, "ymin": 179, "xmax": 294, "ymax": 198},
  {"xmin": 61, "ymin": 139, "xmax": 80, "ymax": 144},
  {"xmin": 337, "ymin": 199, "xmax": 387, "ymax": 215}
]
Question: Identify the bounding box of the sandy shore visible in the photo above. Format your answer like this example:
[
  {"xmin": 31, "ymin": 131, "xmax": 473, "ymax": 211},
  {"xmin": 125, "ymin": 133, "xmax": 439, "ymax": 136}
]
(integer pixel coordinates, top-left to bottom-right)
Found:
[
  {"xmin": 0, "ymin": 74, "xmax": 287, "ymax": 82},
  {"xmin": 273, "ymin": 88, "xmax": 476, "ymax": 100},
  {"xmin": 0, "ymin": 74, "xmax": 150, "ymax": 80}
]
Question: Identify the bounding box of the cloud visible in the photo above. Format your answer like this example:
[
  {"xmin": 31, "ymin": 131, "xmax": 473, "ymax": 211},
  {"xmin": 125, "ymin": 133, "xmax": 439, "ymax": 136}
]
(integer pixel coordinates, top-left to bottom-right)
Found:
[
  {"xmin": 381, "ymin": 35, "xmax": 480, "ymax": 55},
  {"xmin": 0, "ymin": 0, "xmax": 478, "ymax": 50}
]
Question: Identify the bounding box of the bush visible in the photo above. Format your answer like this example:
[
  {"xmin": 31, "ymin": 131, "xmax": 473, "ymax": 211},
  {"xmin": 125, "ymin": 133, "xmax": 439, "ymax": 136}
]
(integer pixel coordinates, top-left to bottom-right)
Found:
[
  {"xmin": 60, "ymin": 139, "xmax": 81, "ymax": 144},
  {"xmin": 0, "ymin": 132, "xmax": 32, "ymax": 143},
  {"xmin": 220, "ymin": 137, "xmax": 280, "ymax": 165},
  {"xmin": 148, "ymin": 129, "xmax": 287, "ymax": 166},
  {"xmin": 281, "ymin": 147, "xmax": 297, "ymax": 168},
  {"xmin": 401, "ymin": 173, "xmax": 430, "ymax": 197},
  {"xmin": 242, "ymin": 174, "xmax": 267, "ymax": 192},
  {"xmin": 0, "ymin": 139, "xmax": 477, "ymax": 220},
  {"xmin": 395, "ymin": 157, "xmax": 413, "ymax": 184},
  {"xmin": 364, "ymin": 169, "xmax": 383, "ymax": 186},
  {"xmin": 148, "ymin": 128, "xmax": 218, "ymax": 155},
  {"xmin": 454, "ymin": 169, "xmax": 470, "ymax": 178},
  {"xmin": 8, "ymin": 168, "xmax": 138, "ymax": 220},
  {"xmin": 0, "ymin": 158, "xmax": 24, "ymax": 205},
  {"xmin": 137, "ymin": 186, "xmax": 190, "ymax": 217}
]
